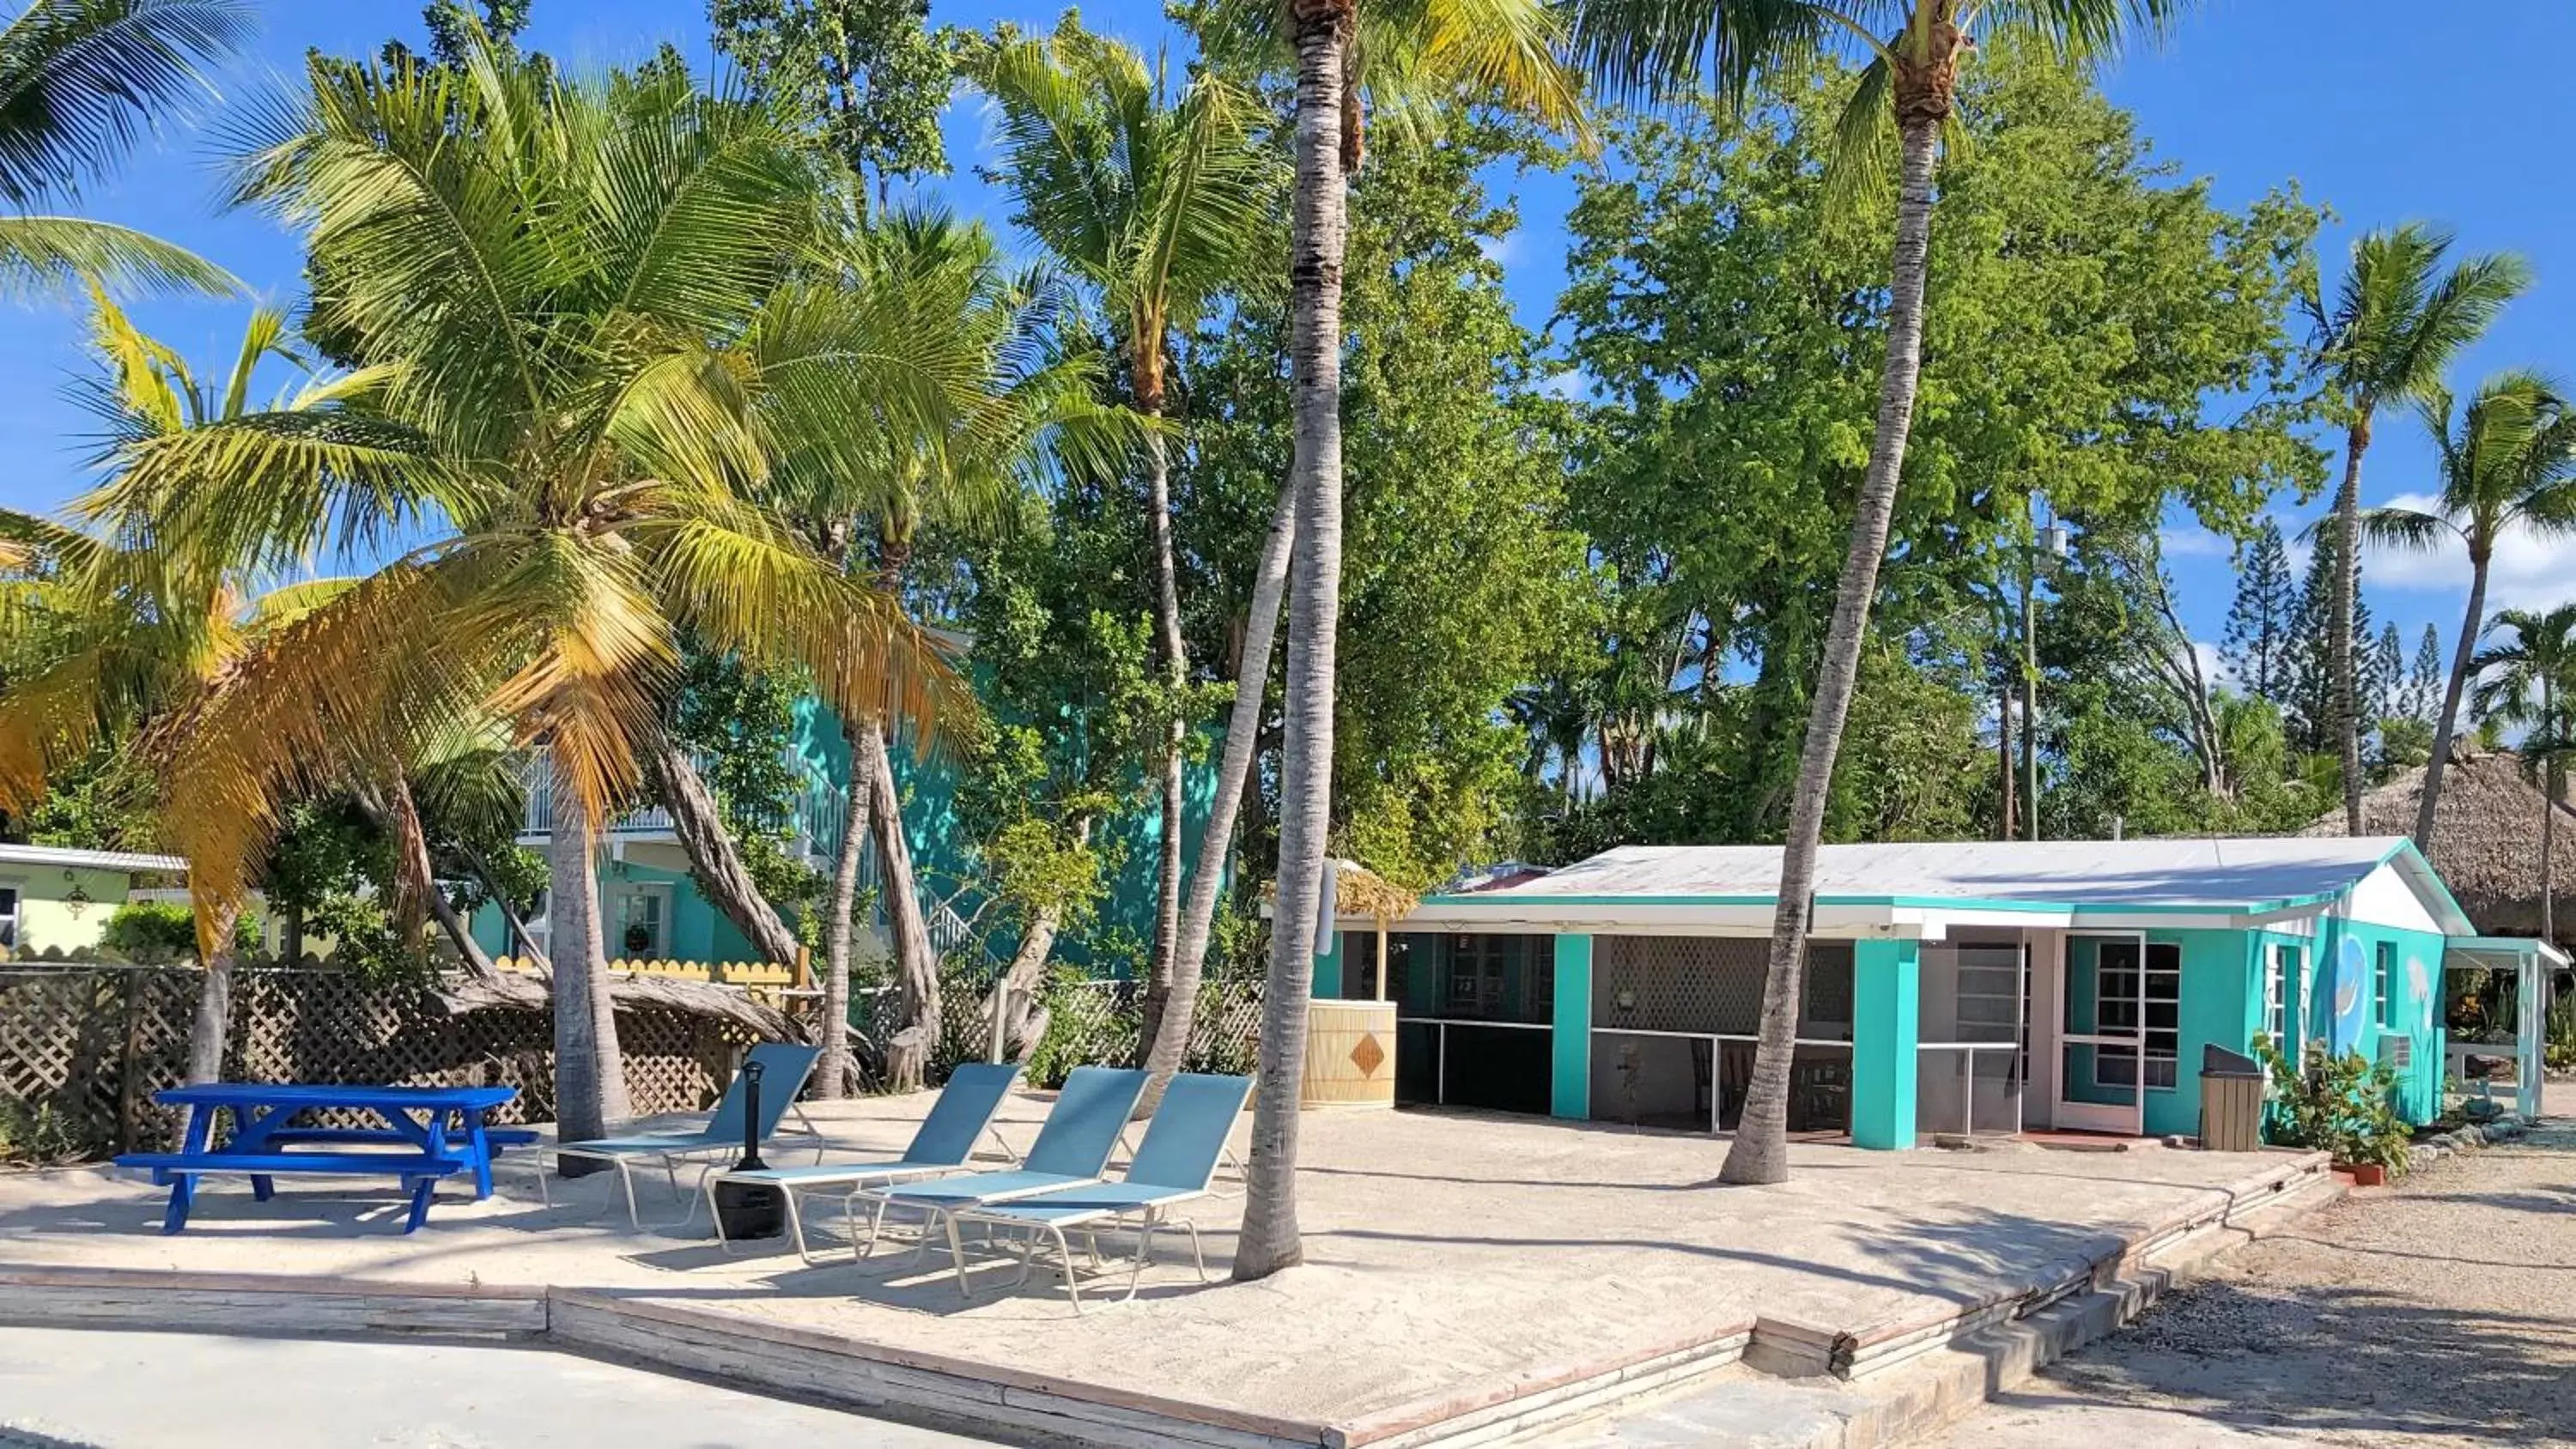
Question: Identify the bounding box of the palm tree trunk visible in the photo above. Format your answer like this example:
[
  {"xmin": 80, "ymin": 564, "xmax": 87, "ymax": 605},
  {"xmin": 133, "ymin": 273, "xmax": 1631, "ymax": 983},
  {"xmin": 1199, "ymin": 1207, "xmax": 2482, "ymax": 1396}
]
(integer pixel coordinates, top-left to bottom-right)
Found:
[
  {"xmin": 1236, "ymin": 0, "xmax": 1351, "ymax": 1283},
  {"xmin": 2415, "ymin": 549, "xmax": 2489, "ymax": 849},
  {"xmin": 549, "ymin": 779, "xmax": 629, "ymax": 1169},
  {"xmin": 644, "ymin": 737, "xmax": 801, "ymax": 965},
  {"xmin": 369, "ymin": 774, "xmax": 500, "ymax": 981},
  {"xmin": 1144, "ymin": 482, "xmax": 1295, "ymax": 1108},
  {"xmin": 2542, "ymin": 676, "xmax": 2556, "ymax": 945},
  {"xmin": 183, "ymin": 894, "xmax": 239, "ymax": 1084},
  {"xmin": 2332, "ymin": 417, "xmax": 2372, "ymax": 834},
  {"xmin": 1138, "ymin": 416, "xmax": 1193, "ymax": 1068},
  {"xmin": 1719, "ymin": 109, "xmax": 1943, "ymax": 1189},
  {"xmin": 816, "ymin": 762, "xmax": 866, "ymax": 1099},
  {"xmin": 860, "ymin": 720, "xmax": 939, "ymax": 1091}
]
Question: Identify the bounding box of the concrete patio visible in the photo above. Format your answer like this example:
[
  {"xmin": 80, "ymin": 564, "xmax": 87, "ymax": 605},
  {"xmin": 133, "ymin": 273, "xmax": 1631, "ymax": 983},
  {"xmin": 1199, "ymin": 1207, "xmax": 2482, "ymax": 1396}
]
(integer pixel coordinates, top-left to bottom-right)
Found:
[{"xmin": 0, "ymin": 1093, "xmax": 2334, "ymax": 1448}]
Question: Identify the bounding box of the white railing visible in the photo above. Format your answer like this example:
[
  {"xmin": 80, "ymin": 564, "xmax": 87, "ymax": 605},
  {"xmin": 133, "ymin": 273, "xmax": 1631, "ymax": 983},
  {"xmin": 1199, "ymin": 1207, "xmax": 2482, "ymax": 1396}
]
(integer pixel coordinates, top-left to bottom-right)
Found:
[{"xmin": 519, "ymin": 753, "xmax": 848, "ymax": 862}]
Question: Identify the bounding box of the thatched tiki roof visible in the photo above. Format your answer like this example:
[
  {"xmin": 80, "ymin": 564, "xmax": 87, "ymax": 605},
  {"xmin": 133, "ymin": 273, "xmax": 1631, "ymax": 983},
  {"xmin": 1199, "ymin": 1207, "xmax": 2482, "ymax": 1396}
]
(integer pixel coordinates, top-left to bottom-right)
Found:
[{"xmin": 2301, "ymin": 746, "xmax": 2575, "ymax": 943}]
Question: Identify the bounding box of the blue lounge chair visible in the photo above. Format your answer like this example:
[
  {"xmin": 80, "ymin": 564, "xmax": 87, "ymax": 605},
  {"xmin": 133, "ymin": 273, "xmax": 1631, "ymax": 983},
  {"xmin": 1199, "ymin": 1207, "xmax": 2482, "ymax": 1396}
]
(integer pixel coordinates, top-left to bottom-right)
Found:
[
  {"xmin": 845, "ymin": 1064, "xmax": 1148, "ymax": 1265},
  {"xmin": 946, "ymin": 1073, "xmax": 1252, "ymax": 1310},
  {"xmin": 550, "ymin": 1042, "xmax": 823, "ymax": 1228},
  {"xmin": 700, "ymin": 1062, "xmax": 1024, "ymax": 1260}
]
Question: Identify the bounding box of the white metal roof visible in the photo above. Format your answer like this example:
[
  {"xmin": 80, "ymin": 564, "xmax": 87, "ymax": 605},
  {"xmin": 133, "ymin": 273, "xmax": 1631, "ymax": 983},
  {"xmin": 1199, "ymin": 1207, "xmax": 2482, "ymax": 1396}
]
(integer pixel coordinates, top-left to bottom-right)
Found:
[
  {"xmin": 0, "ymin": 842, "xmax": 187, "ymax": 875},
  {"xmin": 1495, "ymin": 838, "xmax": 2419, "ymax": 909},
  {"xmin": 1371, "ymin": 836, "xmax": 2476, "ymax": 938}
]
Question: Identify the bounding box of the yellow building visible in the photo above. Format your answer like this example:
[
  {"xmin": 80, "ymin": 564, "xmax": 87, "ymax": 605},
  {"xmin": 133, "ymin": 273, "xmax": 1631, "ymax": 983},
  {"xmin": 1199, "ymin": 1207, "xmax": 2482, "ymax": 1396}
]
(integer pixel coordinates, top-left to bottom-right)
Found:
[{"xmin": 0, "ymin": 844, "xmax": 188, "ymax": 957}]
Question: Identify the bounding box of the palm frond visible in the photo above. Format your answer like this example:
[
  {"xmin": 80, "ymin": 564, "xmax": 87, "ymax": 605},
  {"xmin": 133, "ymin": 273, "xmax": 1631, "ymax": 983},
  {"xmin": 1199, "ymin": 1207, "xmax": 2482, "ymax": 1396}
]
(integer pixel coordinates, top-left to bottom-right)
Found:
[
  {"xmin": 2354, "ymin": 506, "xmax": 2452, "ymax": 554},
  {"xmin": 0, "ymin": 212, "xmax": 236, "ymax": 295},
  {"xmin": 0, "ymin": 0, "xmax": 253, "ymax": 206}
]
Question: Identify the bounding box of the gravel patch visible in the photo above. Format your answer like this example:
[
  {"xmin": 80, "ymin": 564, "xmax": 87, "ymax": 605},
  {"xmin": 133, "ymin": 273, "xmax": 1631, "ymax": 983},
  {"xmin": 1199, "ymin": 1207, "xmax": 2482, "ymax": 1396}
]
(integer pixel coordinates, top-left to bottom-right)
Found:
[{"xmin": 1918, "ymin": 1119, "xmax": 2576, "ymax": 1447}]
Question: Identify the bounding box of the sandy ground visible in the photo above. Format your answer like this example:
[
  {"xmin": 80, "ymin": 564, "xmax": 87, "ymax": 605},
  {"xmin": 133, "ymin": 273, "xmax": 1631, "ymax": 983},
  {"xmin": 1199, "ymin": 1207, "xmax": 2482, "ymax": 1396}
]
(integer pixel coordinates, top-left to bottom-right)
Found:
[
  {"xmin": 0, "ymin": 1095, "xmax": 2312, "ymax": 1428},
  {"xmin": 1917, "ymin": 1118, "xmax": 2576, "ymax": 1448},
  {"xmin": 0, "ymin": 1325, "xmax": 1005, "ymax": 1447}
]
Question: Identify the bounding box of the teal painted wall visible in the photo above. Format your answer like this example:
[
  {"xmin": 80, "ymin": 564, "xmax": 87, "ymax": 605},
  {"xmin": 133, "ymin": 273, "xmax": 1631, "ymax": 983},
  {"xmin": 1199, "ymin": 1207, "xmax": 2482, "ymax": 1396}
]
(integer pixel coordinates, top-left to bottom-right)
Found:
[
  {"xmin": 1852, "ymin": 940, "xmax": 1920, "ymax": 1150},
  {"xmin": 795, "ymin": 700, "xmax": 1224, "ymax": 974},
  {"xmin": 2301, "ymin": 912, "xmax": 2449, "ymax": 1125},
  {"xmin": 1551, "ymin": 935, "xmax": 1593, "ymax": 1119},
  {"xmin": 467, "ymin": 858, "xmax": 762, "ymax": 964}
]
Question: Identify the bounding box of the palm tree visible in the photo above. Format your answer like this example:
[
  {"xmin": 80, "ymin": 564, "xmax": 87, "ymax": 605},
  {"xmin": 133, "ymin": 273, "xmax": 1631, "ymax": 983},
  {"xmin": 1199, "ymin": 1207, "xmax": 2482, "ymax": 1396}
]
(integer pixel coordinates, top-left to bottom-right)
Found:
[
  {"xmin": 1566, "ymin": 0, "xmax": 2186, "ymax": 1186},
  {"xmin": 1, "ymin": 0, "xmax": 249, "ymax": 295},
  {"xmin": 0, "ymin": 289, "xmax": 399, "ymax": 1080},
  {"xmin": 2473, "ymin": 605, "xmax": 2576, "ymax": 943},
  {"xmin": 113, "ymin": 42, "xmax": 972, "ymax": 1155},
  {"xmin": 1201, "ymin": 0, "xmax": 1583, "ymax": 1282},
  {"xmin": 756, "ymin": 208, "xmax": 1124, "ymax": 1094},
  {"xmin": 2362, "ymin": 372, "xmax": 2576, "ymax": 854},
  {"xmin": 2308, "ymin": 226, "xmax": 2529, "ymax": 833},
  {"xmin": 968, "ymin": 19, "xmax": 1277, "ymax": 1107}
]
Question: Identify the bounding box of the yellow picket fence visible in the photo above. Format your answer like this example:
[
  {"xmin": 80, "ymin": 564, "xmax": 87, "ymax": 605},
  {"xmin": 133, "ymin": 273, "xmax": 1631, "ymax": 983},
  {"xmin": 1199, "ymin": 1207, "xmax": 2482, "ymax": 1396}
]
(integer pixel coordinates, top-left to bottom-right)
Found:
[{"xmin": 494, "ymin": 955, "xmax": 807, "ymax": 1003}]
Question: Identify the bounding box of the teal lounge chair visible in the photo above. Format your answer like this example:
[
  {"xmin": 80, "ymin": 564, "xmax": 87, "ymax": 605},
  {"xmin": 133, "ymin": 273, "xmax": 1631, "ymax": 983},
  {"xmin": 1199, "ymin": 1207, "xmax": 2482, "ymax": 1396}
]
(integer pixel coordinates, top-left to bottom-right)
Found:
[
  {"xmin": 701, "ymin": 1061, "xmax": 1023, "ymax": 1261},
  {"xmin": 845, "ymin": 1064, "xmax": 1148, "ymax": 1265},
  {"xmin": 550, "ymin": 1042, "xmax": 823, "ymax": 1228},
  {"xmin": 945, "ymin": 1073, "xmax": 1252, "ymax": 1310}
]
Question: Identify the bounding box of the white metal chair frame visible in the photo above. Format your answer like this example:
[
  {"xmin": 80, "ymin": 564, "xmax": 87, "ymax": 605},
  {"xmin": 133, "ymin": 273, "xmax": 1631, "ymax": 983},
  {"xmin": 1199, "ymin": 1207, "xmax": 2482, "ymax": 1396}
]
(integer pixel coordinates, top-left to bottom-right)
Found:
[{"xmin": 536, "ymin": 1106, "xmax": 829, "ymax": 1230}]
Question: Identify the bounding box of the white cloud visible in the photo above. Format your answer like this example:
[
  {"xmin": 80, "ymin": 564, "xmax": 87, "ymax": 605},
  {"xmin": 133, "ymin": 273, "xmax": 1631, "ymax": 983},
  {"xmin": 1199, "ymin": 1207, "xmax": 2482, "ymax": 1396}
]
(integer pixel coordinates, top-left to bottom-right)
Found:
[
  {"xmin": 2161, "ymin": 525, "xmax": 2235, "ymax": 560},
  {"xmin": 2195, "ymin": 640, "xmax": 2231, "ymax": 688},
  {"xmin": 2360, "ymin": 492, "xmax": 2576, "ymax": 615},
  {"xmin": 1540, "ymin": 369, "xmax": 1590, "ymax": 403},
  {"xmin": 1476, "ymin": 230, "xmax": 1521, "ymax": 266}
]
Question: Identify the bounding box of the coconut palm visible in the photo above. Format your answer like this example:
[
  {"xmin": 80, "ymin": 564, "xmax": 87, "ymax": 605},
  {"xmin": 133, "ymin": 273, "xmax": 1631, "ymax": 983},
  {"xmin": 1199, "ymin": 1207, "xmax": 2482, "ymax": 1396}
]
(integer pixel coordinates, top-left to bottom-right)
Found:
[
  {"xmin": 2308, "ymin": 226, "xmax": 2529, "ymax": 834},
  {"xmin": 1564, "ymin": 0, "xmax": 2188, "ymax": 1186},
  {"xmin": 1198, "ymin": 0, "xmax": 1584, "ymax": 1282},
  {"xmin": 0, "ymin": 288, "xmax": 404, "ymax": 1080},
  {"xmin": 110, "ymin": 43, "xmax": 972, "ymax": 1154},
  {"xmin": 2362, "ymin": 372, "xmax": 2576, "ymax": 855},
  {"xmin": 1, "ymin": 0, "xmax": 249, "ymax": 295},
  {"xmin": 967, "ymin": 18, "xmax": 1278, "ymax": 1106},
  {"xmin": 2473, "ymin": 605, "xmax": 2576, "ymax": 943},
  {"xmin": 755, "ymin": 207, "xmax": 1127, "ymax": 1094}
]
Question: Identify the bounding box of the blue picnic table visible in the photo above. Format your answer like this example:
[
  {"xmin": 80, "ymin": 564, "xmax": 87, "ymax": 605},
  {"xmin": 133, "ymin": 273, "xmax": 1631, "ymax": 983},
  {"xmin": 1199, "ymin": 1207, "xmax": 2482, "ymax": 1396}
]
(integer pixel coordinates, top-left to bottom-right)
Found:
[{"xmin": 116, "ymin": 1082, "xmax": 527, "ymax": 1234}]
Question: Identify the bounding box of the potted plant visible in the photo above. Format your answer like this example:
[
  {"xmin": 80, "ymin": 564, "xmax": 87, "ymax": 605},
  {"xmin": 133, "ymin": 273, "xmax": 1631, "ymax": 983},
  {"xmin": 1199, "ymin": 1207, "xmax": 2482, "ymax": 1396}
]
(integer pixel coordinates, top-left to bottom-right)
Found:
[{"xmin": 2251, "ymin": 1034, "xmax": 2409, "ymax": 1185}]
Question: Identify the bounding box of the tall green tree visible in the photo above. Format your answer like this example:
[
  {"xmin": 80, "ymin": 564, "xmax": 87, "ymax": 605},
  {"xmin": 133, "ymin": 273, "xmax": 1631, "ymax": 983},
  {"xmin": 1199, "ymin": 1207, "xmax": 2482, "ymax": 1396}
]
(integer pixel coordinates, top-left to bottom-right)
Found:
[
  {"xmin": 1199, "ymin": 0, "xmax": 1583, "ymax": 1280},
  {"xmin": 709, "ymin": 0, "xmax": 953, "ymax": 209},
  {"xmin": 2362, "ymin": 372, "xmax": 2576, "ymax": 852},
  {"xmin": 0, "ymin": 0, "xmax": 250, "ymax": 297},
  {"xmin": 2473, "ymin": 605, "xmax": 2576, "ymax": 943},
  {"xmin": 125, "ymin": 41, "xmax": 972, "ymax": 1151},
  {"xmin": 1567, "ymin": 0, "xmax": 2192, "ymax": 1184},
  {"xmin": 966, "ymin": 19, "xmax": 1275, "ymax": 1105},
  {"xmin": 2308, "ymin": 225, "xmax": 2528, "ymax": 833},
  {"xmin": 2222, "ymin": 518, "xmax": 2298, "ymax": 703}
]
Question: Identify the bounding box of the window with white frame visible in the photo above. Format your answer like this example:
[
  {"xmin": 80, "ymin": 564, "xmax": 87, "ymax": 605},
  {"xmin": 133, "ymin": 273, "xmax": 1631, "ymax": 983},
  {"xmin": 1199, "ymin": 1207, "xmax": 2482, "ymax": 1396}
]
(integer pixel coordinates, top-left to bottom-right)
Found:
[
  {"xmin": 2374, "ymin": 941, "xmax": 2397, "ymax": 1030},
  {"xmin": 2093, "ymin": 942, "xmax": 2182, "ymax": 1091}
]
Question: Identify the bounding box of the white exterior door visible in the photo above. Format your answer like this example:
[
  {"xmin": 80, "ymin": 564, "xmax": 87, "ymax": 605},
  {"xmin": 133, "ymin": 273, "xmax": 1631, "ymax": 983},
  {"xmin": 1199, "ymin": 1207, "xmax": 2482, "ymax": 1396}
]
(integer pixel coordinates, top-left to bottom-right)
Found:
[{"xmin": 2053, "ymin": 931, "xmax": 2148, "ymax": 1136}]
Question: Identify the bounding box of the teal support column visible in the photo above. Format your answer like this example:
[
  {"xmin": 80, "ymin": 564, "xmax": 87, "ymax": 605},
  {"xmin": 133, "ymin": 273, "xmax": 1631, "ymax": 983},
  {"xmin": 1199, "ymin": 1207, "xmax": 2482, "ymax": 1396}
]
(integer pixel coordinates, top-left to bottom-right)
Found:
[
  {"xmin": 1315, "ymin": 929, "xmax": 1346, "ymax": 999},
  {"xmin": 1551, "ymin": 934, "xmax": 1594, "ymax": 1119},
  {"xmin": 1851, "ymin": 938, "xmax": 1921, "ymax": 1150}
]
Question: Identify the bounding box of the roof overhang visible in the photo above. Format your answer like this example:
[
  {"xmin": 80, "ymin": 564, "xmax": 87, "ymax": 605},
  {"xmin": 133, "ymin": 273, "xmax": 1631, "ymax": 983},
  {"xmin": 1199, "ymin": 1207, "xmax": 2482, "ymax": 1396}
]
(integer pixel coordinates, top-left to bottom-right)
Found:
[
  {"xmin": 0, "ymin": 844, "xmax": 187, "ymax": 875},
  {"xmin": 2444, "ymin": 934, "xmax": 2573, "ymax": 972},
  {"xmin": 1345, "ymin": 895, "xmax": 2281, "ymax": 940}
]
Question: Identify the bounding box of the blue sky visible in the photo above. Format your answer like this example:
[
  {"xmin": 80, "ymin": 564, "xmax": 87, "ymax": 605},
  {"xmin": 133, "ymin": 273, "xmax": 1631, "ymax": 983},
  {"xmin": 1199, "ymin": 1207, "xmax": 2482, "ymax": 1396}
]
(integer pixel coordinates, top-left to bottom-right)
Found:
[{"xmin": 6, "ymin": 0, "xmax": 2573, "ymax": 676}]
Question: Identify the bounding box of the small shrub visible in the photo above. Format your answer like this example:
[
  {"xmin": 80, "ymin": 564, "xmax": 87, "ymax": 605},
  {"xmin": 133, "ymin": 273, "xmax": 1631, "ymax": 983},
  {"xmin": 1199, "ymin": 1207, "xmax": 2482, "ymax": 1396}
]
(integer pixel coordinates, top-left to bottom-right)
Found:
[
  {"xmin": 2547, "ymin": 991, "xmax": 2575, "ymax": 1076},
  {"xmin": 2253, "ymin": 1034, "xmax": 2410, "ymax": 1173},
  {"xmin": 0, "ymin": 1100, "xmax": 90, "ymax": 1165},
  {"xmin": 98, "ymin": 901, "xmax": 258, "ymax": 961}
]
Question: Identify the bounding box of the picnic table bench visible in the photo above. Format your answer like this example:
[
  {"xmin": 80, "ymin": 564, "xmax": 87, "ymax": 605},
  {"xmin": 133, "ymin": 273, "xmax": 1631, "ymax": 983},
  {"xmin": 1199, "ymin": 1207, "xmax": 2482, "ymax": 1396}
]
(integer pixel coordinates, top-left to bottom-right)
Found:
[{"xmin": 117, "ymin": 1083, "xmax": 522, "ymax": 1234}]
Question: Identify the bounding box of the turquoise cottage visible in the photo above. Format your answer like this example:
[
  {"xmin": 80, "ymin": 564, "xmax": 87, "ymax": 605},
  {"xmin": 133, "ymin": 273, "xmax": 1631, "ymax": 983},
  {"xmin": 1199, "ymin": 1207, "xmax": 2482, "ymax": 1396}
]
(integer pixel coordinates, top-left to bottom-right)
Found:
[{"xmin": 1316, "ymin": 838, "xmax": 2552, "ymax": 1148}]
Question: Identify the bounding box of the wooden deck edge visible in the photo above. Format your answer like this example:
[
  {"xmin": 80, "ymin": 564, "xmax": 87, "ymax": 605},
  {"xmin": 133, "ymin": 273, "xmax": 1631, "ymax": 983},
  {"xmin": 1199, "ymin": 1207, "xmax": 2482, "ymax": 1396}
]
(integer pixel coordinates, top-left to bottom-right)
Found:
[
  {"xmin": 0, "ymin": 1261, "xmax": 549, "ymax": 1337},
  {"xmin": 1763, "ymin": 1149, "xmax": 2333, "ymax": 1382},
  {"xmin": 547, "ymin": 1290, "xmax": 1335, "ymax": 1449},
  {"xmin": 1335, "ymin": 1321, "xmax": 1755, "ymax": 1449}
]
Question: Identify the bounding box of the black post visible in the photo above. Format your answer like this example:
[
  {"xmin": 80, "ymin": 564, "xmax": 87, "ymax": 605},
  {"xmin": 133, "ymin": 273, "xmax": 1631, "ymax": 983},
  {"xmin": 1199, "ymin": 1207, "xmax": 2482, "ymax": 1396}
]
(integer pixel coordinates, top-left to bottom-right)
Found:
[{"xmin": 711, "ymin": 1056, "xmax": 784, "ymax": 1240}]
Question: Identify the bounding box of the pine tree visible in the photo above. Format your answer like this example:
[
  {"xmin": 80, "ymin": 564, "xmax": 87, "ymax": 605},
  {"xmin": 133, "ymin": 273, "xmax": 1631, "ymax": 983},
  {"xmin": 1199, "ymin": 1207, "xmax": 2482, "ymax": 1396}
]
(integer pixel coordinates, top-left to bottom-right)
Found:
[
  {"xmin": 2287, "ymin": 530, "xmax": 2372, "ymax": 755},
  {"xmin": 2408, "ymin": 624, "xmax": 2443, "ymax": 722},
  {"xmin": 2222, "ymin": 519, "xmax": 2300, "ymax": 703},
  {"xmin": 2372, "ymin": 623, "xmax": 2405, "ymax": 720}
]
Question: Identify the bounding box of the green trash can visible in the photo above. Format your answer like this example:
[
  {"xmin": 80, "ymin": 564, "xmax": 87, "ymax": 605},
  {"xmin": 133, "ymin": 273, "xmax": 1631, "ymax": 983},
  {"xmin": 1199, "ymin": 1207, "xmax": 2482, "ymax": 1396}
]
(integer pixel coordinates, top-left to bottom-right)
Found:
[{"xmin": 2199, "ymin": 1044, "xmax": 2265, "ymax": 1152}]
